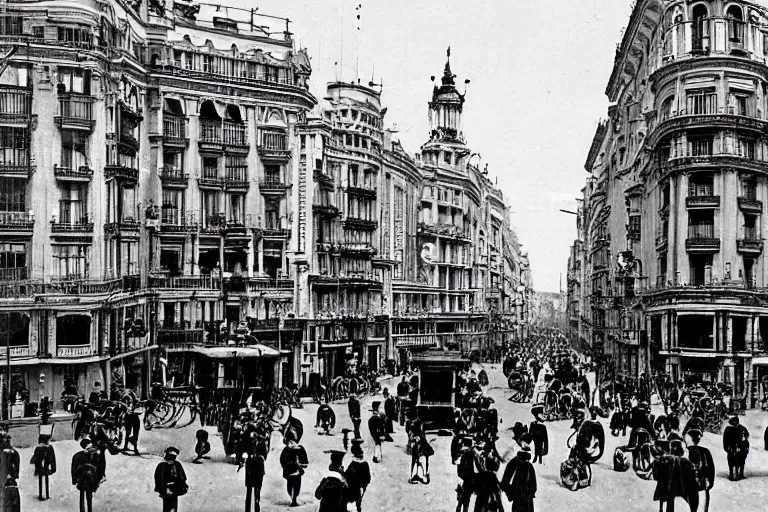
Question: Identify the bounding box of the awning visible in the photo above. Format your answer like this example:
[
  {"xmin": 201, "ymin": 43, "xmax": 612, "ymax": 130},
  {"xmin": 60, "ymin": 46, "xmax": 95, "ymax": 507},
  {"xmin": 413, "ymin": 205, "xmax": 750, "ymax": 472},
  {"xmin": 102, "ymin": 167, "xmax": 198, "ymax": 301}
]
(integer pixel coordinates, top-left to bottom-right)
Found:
[
  {"xmin": 6, "ymin": 355, "xmax": 110, "ymax": 366},
  {"xmin": 109, "ymin": 344, "xmax": 158, "ymax": 362},
  {"xmin": 192, "ymin": 345, "xmax": 279, "ymax": 359},
  {"xmin": 752, "ymin": 357, "xmax": 768, "ymax": 366}
]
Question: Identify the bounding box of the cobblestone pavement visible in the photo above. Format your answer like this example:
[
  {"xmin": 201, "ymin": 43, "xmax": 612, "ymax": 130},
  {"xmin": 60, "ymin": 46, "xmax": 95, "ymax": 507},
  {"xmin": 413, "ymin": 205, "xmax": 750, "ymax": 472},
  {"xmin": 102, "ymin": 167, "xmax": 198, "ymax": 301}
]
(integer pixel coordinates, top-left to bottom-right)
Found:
[{"xmin": 13, "ymin": 366, "xmax": 768, "ymax": 511}]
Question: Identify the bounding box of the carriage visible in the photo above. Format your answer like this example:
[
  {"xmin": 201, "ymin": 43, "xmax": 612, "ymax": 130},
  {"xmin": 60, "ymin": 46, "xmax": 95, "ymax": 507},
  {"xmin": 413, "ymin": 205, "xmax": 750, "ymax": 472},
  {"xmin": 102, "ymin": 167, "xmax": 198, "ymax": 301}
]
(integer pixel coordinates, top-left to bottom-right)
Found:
[{"xmin": 409, "ymin": 350, "xmax": 470, "ymax": 432}]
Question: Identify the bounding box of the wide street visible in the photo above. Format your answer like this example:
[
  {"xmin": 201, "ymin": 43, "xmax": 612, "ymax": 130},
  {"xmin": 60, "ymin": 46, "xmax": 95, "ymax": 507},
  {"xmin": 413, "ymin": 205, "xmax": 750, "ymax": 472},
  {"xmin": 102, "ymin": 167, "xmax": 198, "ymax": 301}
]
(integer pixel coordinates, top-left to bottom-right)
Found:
[{"xmin": 10, "ymin": 365, "xmax": 768, "ymax": 512}]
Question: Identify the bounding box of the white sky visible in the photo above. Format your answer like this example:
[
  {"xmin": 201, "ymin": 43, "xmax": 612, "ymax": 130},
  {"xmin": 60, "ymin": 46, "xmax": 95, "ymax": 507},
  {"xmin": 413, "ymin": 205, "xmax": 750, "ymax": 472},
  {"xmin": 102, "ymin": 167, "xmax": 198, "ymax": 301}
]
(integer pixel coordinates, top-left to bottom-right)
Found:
[{"xmin": 227, "ymin": 0, "xmax": 633, "ymax": 292}]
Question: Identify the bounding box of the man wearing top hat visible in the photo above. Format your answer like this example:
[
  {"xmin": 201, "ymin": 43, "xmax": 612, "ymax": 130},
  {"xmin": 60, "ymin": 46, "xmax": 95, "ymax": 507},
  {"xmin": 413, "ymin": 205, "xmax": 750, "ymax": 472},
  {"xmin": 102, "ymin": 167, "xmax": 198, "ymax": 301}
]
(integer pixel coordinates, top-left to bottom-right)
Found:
[
  {"xmin": 723, "ymin": 415, "xmax": 750, "ymax": 480},
  {"xmin": 239, "ymin": 433, "xmax": 266, "ymax": 512},
  {"xmin": 687, "ymin": 428, "xmax": 715, "ymax": 512},
  {"xmin": 314, "ymin": 450, "xmax": 348, "ymax": 512},
  {"xmin": 0, "ymin": 433, "xmax": 18, "ymax": 511},
  {"xmin": 367, "ymin": 401, "xmax": 386, "ymax": 463},
  {"xmin": 30, "ymin": 430, "xmax": 56, "ymax": 501},
  {"xmin": 382, "ymin": 388, "xmax": 396, "ymax": 441},
  {"xmin": 345, "ymin": 439, "xmax": 370, "ymax": 512},
  {"xmin": 348, "ymin": 393, "xmax": 362, "ymax": 439},
  {"xmin": 455, "ymin": 435, "xmax": 477, "ymax": 512},
  {"xmin": 154, "ymin": 446, "xmax": 188, "ymax": 512}
]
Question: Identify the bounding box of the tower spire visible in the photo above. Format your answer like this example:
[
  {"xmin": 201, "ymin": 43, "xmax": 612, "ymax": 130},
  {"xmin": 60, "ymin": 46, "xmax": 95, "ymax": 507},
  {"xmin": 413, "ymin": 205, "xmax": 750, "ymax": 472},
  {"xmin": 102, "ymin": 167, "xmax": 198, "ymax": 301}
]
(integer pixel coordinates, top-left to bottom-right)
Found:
[{"xmin": 442, "ymin": 46, "xmax": 455, "ymax": 86}]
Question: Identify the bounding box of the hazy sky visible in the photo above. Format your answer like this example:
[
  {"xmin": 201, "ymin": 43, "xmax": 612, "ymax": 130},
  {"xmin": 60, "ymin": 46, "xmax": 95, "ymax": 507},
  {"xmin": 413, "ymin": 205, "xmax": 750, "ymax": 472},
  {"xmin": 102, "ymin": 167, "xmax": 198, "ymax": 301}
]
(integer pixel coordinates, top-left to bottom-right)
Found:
[{"xmin": 229, "ymin": 0, "xmax": 632, "ymax": 292}]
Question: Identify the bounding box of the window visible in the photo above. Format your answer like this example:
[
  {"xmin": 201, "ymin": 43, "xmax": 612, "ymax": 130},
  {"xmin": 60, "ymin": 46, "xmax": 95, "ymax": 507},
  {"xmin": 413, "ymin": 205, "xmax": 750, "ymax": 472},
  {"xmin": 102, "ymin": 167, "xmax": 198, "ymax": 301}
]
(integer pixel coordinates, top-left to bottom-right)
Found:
[
  {"xmin": 691, "ymin": 4, "xmax": 710, "ymax": 51},
  {"xmin": 686, "ymin": 89, "xmax": 717, "ymax": 115},
  {"xmin": 224, "ymin": 156, "xmax": 247, "ymax": 181},
  {"xmin": 688, "ymin": 210, "xmax": 715, "ymax": 239},
  {"xmin": 628, "ymin": 215, "xmax": 641, "ymax": 241},
  {"xmin": 202, "ymin": 157, "xmax": 218, "ymax": 179},
  {"xmin": 57, "ymin": 68, "xmax": 90, "ymax": 94},
  {"xmin": 58, "ymin": 27, "xmax": 92, "ymax": 48},
  {"xmin": 121, "ymin": 186, "xmax": 136, "ymax": 222},
  {"xmin": 61, "ymin": 131, "xmax": 88, "ymax": 170},
  {"xmin": 162, "ymin": 189, "xmax": 183, "ymax": 224},
  {"xmin": 52, "ymin": 245, "xmax": 88, "ymax": 279},
  {"xmin": 120, "ymin": 241, "xmax": 138, "ymax": 276},
  {"xmin": 0, "ymin": 127, "xmax": 29, "ymax": 167},
  {"xmin": 661, "ymin": 181, "xmax": 671, "ymax": 208},
  {"xmin": 0, "ymin": 16, "xmax": 23, "ymax": 36},
  {"xmin": 727, "ymin": 5, "xmax": 745, "ymax": 43},
  {"xmin": 59, "ymin": 184, "xmax": 87, "ymax": 224},
  {"xmin": 744, "ymin": 214, "xmax": 757, "ymax": 239},
  {"xmin": 265, "ymin": 200, "xmax": 279, "ymax": 229},
  {"xmin": 688, "ymin": 173, "xmax": 714, "ymax": 197},
  {"xmin": 739, "ymin": 138, "xmax": 756, "ymax": 159},
  {"xmin": 0, "ymin": 243, "xmax": 25, "ymax": 279},
  {"xmin": 678, "ymin": 314, "xmax": 714, "ymax": 348},
  {"xmin": 742, "ymin": 176, "xmax": 757, "ymax": 199},
  {"xmin": 660, "ymin": 97, "xmax": 673, "ymax": 119},
  {"xmin": 688, "ymin": 136, "xmax": 713, "ymax": 157},
  {"xmin": 227, "ymin": 194, "xmax": 244, "ymax": 223},
  {"xmin": 733, "ymin": 94, "xmax": 750, "ymax": 116},
  {"xmin": 201, "ymin": 191, "xmax": 219, "ymax": 218},
  {"xmin": 0, "ymin": 178, "xmax": 24, "ymax": 212}
]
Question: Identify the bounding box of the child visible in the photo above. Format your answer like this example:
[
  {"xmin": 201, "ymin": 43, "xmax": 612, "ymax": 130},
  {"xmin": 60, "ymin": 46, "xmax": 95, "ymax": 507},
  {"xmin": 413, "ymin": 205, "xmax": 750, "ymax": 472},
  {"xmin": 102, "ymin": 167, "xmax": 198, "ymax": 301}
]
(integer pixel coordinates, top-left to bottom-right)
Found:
[
  {"xmin": 30, "ymin": 433, "xmax": 56, "ymax": 500},
  {"xmin": 192, "ymin": 428, "xmax": 211, "ymax": 464}
]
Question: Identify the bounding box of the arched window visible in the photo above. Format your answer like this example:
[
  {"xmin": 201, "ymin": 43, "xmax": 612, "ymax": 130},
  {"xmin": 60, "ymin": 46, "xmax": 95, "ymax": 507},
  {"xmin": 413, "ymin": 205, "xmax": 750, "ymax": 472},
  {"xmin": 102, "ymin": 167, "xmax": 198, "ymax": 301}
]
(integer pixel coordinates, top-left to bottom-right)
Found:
[
  {"xmin": 691, "ymin": 4, "xmax": 710, "ymax": 51},
  {"xmin": 727, "ymin": 5, "xmax": 745, "ymax": 43},
  {"xmin": 661, "ymin": 97, "xmax": 674, "ymax": 119}
]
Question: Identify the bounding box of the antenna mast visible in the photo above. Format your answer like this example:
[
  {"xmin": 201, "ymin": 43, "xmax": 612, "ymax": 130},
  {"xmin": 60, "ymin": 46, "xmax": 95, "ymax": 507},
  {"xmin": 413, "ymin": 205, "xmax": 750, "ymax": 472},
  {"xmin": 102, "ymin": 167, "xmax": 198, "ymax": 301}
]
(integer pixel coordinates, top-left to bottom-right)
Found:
[{"xmin": 355, "ymin": 3, "xmax": 362, "ymax": 83}]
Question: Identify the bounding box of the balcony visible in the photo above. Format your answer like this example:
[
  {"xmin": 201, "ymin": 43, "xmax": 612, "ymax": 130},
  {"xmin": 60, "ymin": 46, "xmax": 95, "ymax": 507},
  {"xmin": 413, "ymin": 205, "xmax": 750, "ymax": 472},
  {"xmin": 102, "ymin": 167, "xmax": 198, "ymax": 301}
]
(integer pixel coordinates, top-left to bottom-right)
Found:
[
  {"xmin": 104, "ymin": 220, "xmax": 139, "ymax": 235},
  {"xmin": 393, "ymin": 333, "xmax": 437, "ymax": 349},
  {"xmin": 159, "ymin": 220, "xmax": 198, "ymax": 235},
  {"xmin": 339, "ymin": 242, "xmax": 377, "ymax": 256},
  {"xmin": 119, "ymin": 131, "xmax": 140, "ymax": 153},
  {"xmin": 312, "ymin": 203, "xmax": 341, "ymax": 218},
  {"xmin": 54, "ymin": 165, "xmax": 93, "ymax": 182},
  {"xmin": 162, "ymin": 115, "xmax": 188, "ymax": 148},
  {"xmin": 56, "ymin": 345, "xmax": 92, "ymax": 358},
  {"xmin": 0, "ymin": 85, "xmax": 30, "ymax": 125},
  {"xmin": 261, "ymin": 227, "xmax": 291, "ymax": 238},
  {"xmin": 200, "ymin": 213, "xmax": 226, "ymax": 234},
  {"xmin": 223, "ymin": 121, "xmax": 249, "ymax": 154},
  {"xmin": 258, "ymin": 131, "xmax": 290, "ymax": 162},
  {"xmin": 314, "ymin": 169, "xmax": 334, "ymax": 189},
  {"xmin": 159, "ymin": 165, "xmax": 188, "ymax": 186},
  {"xmin": 54, "ymin": 94, "xmax": 95, "ymax": 131},
  {"xmin": 0, "ymin": 211, "xmax": 33, "ymax": 233},
  {"xmin": 346, "ymin": 185, "xmax": 377, "ymax": 199},
  {"xmin": 685, "ymin": 225, "xmax": 720, "ymax": 253},
  {"xmin": 224, "ymin": 169, "xmax": 249, "ymax": 190},
  {"xmin": 157, "ymin": 325, "xmax": 205, "ymax": 346},
  {"xmin": 149, "ymin": 275, "xmax": 220, "ymax": 290},
  {"xmin": 738, "ymin": 196, "xmax": 763, "ymax": 213},
  {"xmin": 686, "ymin": 195, "xmax": 720, "ymax": 209},
  {"xmin": 0, "ymin": 163, "xmax": 31, "ymax": 179},
  {"xmin": 737, "ymin": 238, "xmax": 763, "ymax": 255},
  {"xmin": 224, "ymin": 276, "xmax": 294, "ymax": 294},
  {"xmin": 51, "ymin": 217, "xmax": 94, "ymax": 234},
  {"xmin": 259, "ymin": 175, "xmax": 290, "ymax": 195},
  {"xmin": 198, "ymin": 119, "xmax": 223, "ymax": 153},
  {"xmin": 344, "ymin": 217, "xmax": 378, "ymax": 231},
  {"xmin": 417, "ymin": 222, "xmax": 472, "ymax": 243},
  {"xmin": 105, "ymin": 164, "xmax": 139, "ymax": 182},
  {"xmin": 655, "ymin": 234, "xmax": 668, "ymax": 250}
]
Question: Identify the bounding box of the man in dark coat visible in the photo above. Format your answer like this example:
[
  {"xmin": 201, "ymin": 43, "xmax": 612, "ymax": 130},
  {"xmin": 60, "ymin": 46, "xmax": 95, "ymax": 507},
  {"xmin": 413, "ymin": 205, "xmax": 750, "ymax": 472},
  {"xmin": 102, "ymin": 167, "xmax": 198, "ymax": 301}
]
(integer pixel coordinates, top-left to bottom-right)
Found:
[
  {"xmin": 0, "ymin": 434, "xmax": 19, "ymax": 511},
  {"xmin": 71, "ymin": 437, "xmax": 101, "ymax": 512},
  {"xmin": 455, "ymin": 436, "xmax": 477, "ymax": 512},
  {"xmin": 315, "ymin": 450, "xmax": 349, "ymax": 512},
  {"xmin": 30, "ymin": 433, "xmax": 56, "ymax": 500},
  {"xmin": 3, "ymin": 475, "xmax": 19, "ymax": 512},
  {"xmin": 122, "ymin": 400, "xmax": 142, "ymax": 455},
  {"xmin": 345, "ymin": 439, "xmax": 370, "ymax": 512},
  {"xmin": 279, "ymin": 429, "xmax": 309, "ymax": 506},
  {"xmin": 154, "ymin": 446, "xmax": 188, "ymax": 512},
  {"xmin": 652, "ymin": 440, "xmax": 698, "ymax": 512},
  {"xmin": 474, "ymin": 440, "xmax": 503, "ymax": 512},
  {"xmin": 528, "ymin": 415, "xmax": 548, "ymax": 465},
  {"xmin": 687, "ymin": 429, "xmax": 715, "ymax": 512},
  {"xmin": 723, "ymin": 415, "xmax": 749, "ymax": 480},
  {"xmin": 239, "ymin": 435, "xmax": 266, "ymax": 512},
  {"xmin": 348, "ymin": 394, "xmax": 362, "ymax": 439},
  {"xmin": 368, "ymin": 402, "xmax": 386, "ymax": 463},
  {"xmin": 500, "ymin": 443, "xmax": 537, "ymax": 512},
  {"xmin": 382, "ymin": 388, "xmax": 396, "ymax": 441},
  {"xmin": 316, "ymin": 401, "xmax": 337, "ymax": 436}
]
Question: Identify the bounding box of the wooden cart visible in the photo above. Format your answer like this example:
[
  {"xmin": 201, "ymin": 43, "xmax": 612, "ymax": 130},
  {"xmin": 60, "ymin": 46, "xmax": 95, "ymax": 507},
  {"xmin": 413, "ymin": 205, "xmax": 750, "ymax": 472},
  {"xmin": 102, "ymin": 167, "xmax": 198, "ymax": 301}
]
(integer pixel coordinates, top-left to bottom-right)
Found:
[{"xmin": 410, "ymin": 350, "xmax": 470, "ymax": 432}]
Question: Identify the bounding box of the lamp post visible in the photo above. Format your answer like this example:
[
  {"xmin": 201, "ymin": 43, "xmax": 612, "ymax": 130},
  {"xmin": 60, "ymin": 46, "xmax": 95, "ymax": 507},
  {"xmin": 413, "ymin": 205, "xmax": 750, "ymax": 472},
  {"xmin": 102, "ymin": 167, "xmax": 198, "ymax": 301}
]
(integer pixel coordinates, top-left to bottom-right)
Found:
[{"xmin": 4, "ymin": 314, "xmax": 9, "ymax": 421}]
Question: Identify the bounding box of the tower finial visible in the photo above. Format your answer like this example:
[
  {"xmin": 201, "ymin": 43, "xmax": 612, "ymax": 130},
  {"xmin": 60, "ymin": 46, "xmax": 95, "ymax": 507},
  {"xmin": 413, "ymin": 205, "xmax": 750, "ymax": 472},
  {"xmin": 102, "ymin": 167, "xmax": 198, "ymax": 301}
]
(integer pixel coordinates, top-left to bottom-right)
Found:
[{"xmin": 447, "ymin": 46, "xmax": 451, "ymax": 59}]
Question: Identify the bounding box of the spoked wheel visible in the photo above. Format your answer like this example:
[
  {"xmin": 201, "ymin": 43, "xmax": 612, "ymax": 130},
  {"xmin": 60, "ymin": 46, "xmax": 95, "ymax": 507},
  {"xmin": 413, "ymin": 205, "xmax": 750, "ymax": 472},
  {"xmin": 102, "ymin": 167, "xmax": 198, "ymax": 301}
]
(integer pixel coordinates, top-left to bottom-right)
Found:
[{"xmin": 634, "ymin": 444, "xmax": 654, "ymax": 480}]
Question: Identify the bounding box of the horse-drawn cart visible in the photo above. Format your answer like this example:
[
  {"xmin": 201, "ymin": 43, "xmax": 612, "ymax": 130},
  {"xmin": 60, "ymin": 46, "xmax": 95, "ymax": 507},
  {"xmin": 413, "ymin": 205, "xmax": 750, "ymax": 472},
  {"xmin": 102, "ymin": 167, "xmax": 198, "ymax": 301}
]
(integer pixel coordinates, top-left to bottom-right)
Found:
[{"xmin": 410, "ymin": 350, "xmax": 470, "ymax": 432}]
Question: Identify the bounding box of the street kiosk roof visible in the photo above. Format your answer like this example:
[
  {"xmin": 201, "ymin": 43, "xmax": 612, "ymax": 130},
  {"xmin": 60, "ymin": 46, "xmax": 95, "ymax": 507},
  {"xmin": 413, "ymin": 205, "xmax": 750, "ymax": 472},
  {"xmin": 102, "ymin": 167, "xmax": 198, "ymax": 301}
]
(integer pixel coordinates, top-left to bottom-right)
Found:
[{"xmin": 193, "ymin": 345, "xmax": 280, "ymax": 359}]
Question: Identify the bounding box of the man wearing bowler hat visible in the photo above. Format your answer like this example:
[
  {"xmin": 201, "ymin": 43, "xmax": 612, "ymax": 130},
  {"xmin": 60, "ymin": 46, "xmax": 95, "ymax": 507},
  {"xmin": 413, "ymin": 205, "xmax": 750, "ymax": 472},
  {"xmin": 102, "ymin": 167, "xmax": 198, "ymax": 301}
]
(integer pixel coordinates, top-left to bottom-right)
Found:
[{"xmin": 345, "ymin": 439, "xmax": 370, "ymax": 512}]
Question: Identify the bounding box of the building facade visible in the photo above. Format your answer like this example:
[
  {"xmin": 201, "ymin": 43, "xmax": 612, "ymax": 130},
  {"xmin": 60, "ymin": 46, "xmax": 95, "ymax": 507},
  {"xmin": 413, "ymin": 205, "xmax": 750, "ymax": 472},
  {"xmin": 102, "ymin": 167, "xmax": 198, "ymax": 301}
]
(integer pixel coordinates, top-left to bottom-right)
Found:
[
  {"xmin": 0, "ymin": 0, "xmax": 531, "ymax": 413},
  {"xmin": 570, "ymin": 0, "xmax": 768, "ymax": 402}
]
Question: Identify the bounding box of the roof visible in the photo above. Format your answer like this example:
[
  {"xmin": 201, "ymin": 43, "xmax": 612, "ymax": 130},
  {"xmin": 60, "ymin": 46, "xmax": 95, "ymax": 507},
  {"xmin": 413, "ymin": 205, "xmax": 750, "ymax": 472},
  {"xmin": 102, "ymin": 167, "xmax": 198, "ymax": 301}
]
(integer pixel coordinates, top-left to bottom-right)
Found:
[
  {"xmin": 191, "ymin": 345, "xmax": 280, "ymax": 359},
  {"xmin": 411, "ymin": 350, "xmax": 469, "ymax": 365}
]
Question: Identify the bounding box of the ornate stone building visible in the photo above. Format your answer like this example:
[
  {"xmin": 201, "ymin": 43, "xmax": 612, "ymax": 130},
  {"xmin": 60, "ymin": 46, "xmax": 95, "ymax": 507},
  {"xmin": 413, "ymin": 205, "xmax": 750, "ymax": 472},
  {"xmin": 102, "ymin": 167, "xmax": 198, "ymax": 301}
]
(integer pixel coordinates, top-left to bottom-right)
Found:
[
  {"xmin": 0, "ymin": 0, "xmax": 531, "ymax": 410},
  {"xmin": 571, "ymin": 0, "xmax": 768, "ymax": 400}
]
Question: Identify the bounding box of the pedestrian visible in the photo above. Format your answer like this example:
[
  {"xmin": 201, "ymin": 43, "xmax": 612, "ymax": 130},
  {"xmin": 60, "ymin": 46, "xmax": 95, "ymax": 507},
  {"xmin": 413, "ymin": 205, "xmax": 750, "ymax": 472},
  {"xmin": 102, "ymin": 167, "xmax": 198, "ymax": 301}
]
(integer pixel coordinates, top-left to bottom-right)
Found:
[
  {"xmin": 652, "ymin": 439, "xmax": 698, "ymax": 512},
  {"xmin": 500, "ymin": 438, "xmax": 537, "ymax": 512},
  {"xmin": 687, "ymin": 429, "xmax": 715, "ymax": 512},
  {"xmin": 383, "ymin": 389, "xmax": 396, "ymax": 441},
  {"xmin": 475, "ymin": 440, "xmax": 503, "ymax": 512},
  {"xmin": 345, "ymin": 439, "xmax": 370, "ymax": 512},
  {"xmin": 71, "ymin": 438, "xmax": 101, "ymax": 512},
  {"xmin": 348, "ymin": 393, "xmax": 362, "ymax": 439},
  {"xmin": 314, "ymin": 450, "xmax": 348, "ymax": 512},
  {"xmin": 30, "ymin": 433, "xmax": 56, "ymax": 501},
  {"xmin": 0, "ymin": 433, "xmax": 18, "ymax": 511},
  {"xmin": 192, "ymin": 429, "xmax": 210, "ymax": 464},
  {"xmin": 528, "ymin": 414, "xmax": 548, "ymax": 465},
  {"xmin": 154, "ymin": 446, "xmax": 188, "ymax": 512},
  {"xmin": 455, "ymin": 436, "xmax": 478, "ymax": 512},
  {"xmin": 723, "ymin": 415, "xmax": 749, "ymax": 481},
  {"xmin": 121, "ymin": 400, "xmax": 141, "ymax": 455},
  {"xmin": 316, "ymin": 401, "xmax": 337, "ymax": 436},
  {"xmin": 367, "ymin": 401, "xmax": 386, "ymax": 463},
  {"xmin": 3, "ymin": 475, "xmax": 19, "ymax": 512},
  {"xmin": 279, "ymin": 429, "xmax": 308, "ymax": 507},
  {"xmin": 239, "ymin": 434, "xmax": 265, "ymax": 512}
]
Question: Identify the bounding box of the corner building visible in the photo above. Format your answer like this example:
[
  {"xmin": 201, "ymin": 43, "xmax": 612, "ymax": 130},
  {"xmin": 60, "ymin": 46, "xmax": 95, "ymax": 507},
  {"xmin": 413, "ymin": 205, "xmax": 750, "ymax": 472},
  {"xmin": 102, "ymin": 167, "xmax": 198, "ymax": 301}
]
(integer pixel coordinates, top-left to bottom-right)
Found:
[{"xmin": 578, "ymin": 0, "xmax": 768, "ymax": 400}]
